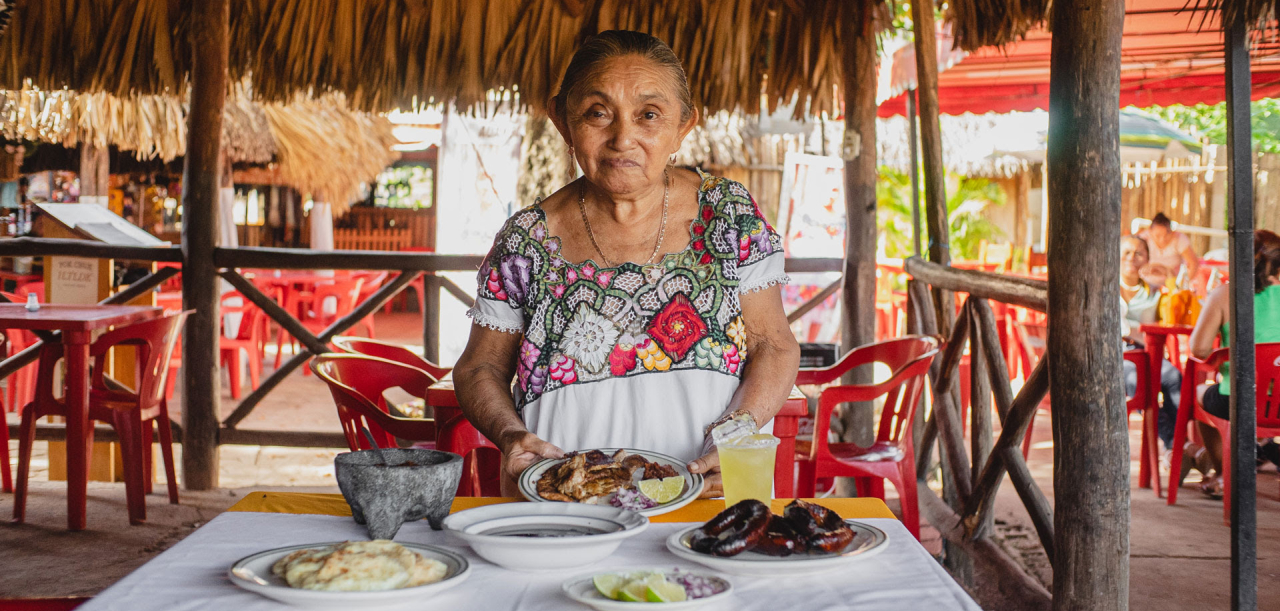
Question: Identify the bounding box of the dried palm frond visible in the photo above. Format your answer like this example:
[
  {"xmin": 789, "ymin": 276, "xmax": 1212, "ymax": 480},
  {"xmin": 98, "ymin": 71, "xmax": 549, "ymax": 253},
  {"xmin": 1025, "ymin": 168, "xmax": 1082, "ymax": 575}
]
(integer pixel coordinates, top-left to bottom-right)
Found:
[{"xmin": 943, "ymin": 0, "xmax": 1050, "ymax": 52}]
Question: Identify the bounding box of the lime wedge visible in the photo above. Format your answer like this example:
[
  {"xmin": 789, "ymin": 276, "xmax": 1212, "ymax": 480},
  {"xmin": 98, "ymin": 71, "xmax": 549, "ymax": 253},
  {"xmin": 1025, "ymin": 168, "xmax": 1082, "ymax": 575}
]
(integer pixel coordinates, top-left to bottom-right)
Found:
[
  {"xmin": 645, "ymin": 580, "xmax": 688, "ymax": 603},
  {"xmin": 617, "ymin": 581, "xmax": 649, "ymax": 602},
  {"xmin": 639, "ymin": 476, "xmax": 686, "ymax": 504},
  {"xmin": 593, "ymin": 574, "xmax": 625, "ymax": 600}
]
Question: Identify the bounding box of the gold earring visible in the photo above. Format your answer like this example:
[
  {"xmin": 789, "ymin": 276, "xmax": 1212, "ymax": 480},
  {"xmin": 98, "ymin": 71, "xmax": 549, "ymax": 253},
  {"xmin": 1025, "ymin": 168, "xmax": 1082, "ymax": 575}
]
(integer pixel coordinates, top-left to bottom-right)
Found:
[
  {"xmin": 567, "ymin": 146, "xmax": 578, "ymax": 182},
  {"xmin": 669, "ymin": 154, "xmax": 677, "ymax": 166}
]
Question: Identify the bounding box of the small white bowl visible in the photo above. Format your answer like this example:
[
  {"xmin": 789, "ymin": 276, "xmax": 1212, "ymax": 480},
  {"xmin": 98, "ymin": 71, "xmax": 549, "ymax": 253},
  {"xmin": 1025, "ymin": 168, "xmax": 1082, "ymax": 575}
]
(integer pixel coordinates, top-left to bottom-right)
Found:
[{"xmin": 442, "ymin": 502, "xmax": 648, "ymax": 571}]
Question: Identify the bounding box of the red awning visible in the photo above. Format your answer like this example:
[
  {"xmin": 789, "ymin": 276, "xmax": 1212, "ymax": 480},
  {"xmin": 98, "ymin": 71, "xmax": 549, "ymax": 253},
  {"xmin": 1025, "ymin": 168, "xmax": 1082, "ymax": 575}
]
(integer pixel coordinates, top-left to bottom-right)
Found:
[{"xmin": 878, "ymin": 0, "xmax": 1280, "ymax": 117}]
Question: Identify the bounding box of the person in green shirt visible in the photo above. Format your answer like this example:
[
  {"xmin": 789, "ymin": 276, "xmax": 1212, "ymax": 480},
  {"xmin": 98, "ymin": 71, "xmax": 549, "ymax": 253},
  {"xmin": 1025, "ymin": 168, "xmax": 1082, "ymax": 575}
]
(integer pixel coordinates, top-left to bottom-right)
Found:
[{"xmin": 1187, "ymin": 229, "xmax": 1280, "ymax": 498}]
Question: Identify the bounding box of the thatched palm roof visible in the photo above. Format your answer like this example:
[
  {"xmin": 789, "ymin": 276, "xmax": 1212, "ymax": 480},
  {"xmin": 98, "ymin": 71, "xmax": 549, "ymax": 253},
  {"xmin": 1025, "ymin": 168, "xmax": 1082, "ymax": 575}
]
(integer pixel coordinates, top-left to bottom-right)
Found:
[
  {"xmin": 0, "ymin": 85, "xmax": 399, "ymax": 205},
  {"xmin": 0, "ymin": 0, "xmax": 867, "ymax": 117}
]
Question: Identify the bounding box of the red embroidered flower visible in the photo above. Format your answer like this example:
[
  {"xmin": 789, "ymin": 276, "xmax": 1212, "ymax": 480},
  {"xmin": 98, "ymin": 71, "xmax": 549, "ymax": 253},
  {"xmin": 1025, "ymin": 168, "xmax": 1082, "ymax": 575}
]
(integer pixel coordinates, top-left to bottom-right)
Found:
[
  {"xmin": 566, "ymin": 268, "xmax": 579, "ymax": 284},
  {"xmin": 700, "ymin": 252, "xmax": 714, "ymax": 265},
  {"xmin": 596, "ymin": 271, "xmax": 614, "ymax": 288},
  {"xmin": 692, "ymin": 223, "xmax": 706, "ymax": 236},
  {"xmin": 486, "ymin": 269, "xmax": 508, "ymax": 301},
  {"xmin": 609, "ymin": 343, "xmax": 638, "ymax": 376},
  {"xmin": 581, "ymin": 263, "xmax": 596, "ymax": 279},
  {"xmin": 738, "ymin": 236, "xmax": 751, "ymax": 262},
  {"xmin": 692, "ymin": 239, "xmax": 706, "ymax": 252},
  {"xmin": 701, "ymin": 205, "xmax": 714, "ymax": 221},
  {"xmin": 647, "ymin": 294, "xmax": 707, "ymax": 361}
]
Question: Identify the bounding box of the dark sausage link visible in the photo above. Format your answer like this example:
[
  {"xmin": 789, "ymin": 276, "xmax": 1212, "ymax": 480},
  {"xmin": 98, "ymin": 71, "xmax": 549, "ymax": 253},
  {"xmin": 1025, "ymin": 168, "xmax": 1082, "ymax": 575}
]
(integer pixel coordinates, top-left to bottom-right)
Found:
[
  {"xmin": 753, "ymin": 515, "xmax": 805, "ymax": 557},
  {"xmin": 783, "ymin": 499, "xmax": 855, "ymax": 553},
  {"xmin": 690, "ymin": 499, "xmax": 772, "ymax": 557}
]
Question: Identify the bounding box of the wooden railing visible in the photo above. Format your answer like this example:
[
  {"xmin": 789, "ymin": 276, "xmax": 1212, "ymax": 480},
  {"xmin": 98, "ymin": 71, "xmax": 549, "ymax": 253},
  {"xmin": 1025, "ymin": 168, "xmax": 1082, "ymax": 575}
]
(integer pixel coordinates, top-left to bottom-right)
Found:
[
  {"xmin": 903, "ymin": 256, "xmax": 1052, "ymax": 608},
  {"xmin": 333, "ymin": 228, "xmax": 412, "ymax": 251}
]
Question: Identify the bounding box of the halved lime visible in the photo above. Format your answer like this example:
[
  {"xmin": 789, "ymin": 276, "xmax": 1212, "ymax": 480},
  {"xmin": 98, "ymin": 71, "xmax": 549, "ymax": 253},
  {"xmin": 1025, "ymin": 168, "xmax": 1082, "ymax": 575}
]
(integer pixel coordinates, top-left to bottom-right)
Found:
[
  {"xmin": 617, "ymin": 581, "xmax": 649, "ymax": 602},
  {"xmin": 638, "ymin": 476, "xmax": 686, "ymax": 504},
  {"xmin": 645, "ymin": 580, "xmax": 688, "ymax": 603},
  {"xmin": 593, "ymin": 573, "xmax": 625, "ymax": 600}
]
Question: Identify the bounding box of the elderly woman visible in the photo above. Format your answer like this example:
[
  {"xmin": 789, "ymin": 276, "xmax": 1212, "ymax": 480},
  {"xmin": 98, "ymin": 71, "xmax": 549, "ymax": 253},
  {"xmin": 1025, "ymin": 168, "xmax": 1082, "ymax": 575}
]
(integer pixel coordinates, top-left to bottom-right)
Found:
[{"xmin": 453, "ymin": 30, "xmax": 801, "ymax": 497}]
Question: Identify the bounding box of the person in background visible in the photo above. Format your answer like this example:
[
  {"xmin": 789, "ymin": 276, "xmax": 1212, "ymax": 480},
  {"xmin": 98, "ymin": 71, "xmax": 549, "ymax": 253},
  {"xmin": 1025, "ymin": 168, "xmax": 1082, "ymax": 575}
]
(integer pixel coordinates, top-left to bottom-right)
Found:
[
  {"xmin": 1186, "ymin": 229, "xmax": 1280, "ymax": 498},
  {"xmin": 1119, "ymin": 236, "xmax": 1181, "ymax": 461},
  {"xmin": 1139, "ymin": 213, "xmax": 1200, "ymax": 287}
]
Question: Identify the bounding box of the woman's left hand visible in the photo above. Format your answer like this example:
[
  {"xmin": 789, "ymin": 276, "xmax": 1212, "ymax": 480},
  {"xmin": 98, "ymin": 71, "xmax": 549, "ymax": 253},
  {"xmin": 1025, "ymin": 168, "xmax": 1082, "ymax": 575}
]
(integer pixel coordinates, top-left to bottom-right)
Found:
[{"xmin": 688, "ymin": 450, "xmax": 723, "ymax": 499}]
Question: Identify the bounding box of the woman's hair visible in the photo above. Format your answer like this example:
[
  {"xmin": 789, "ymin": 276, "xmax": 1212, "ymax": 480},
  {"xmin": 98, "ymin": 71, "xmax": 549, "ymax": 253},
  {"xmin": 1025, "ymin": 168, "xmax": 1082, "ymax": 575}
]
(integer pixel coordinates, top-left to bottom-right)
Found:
[
  {"xmin": 1255, "ymin": 229, "xmax": 1280, "ymax": 293},
  {"xmin": 1150, "ymin": 213, "xmax": 1172, "ymax": 229},
  {"xmin": 552, "ymin": 30, "xmax": 693, "ymax": 123}
]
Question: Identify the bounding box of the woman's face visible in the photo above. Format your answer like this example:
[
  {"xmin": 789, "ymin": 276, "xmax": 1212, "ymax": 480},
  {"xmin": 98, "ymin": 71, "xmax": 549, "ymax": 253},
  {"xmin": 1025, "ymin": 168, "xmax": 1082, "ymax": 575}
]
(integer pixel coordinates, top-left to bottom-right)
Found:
[
  {"xmin": 1120, "ymin": 238, "xmax": 1148, "ymax": 277},
  {"xmin": 1147, "ymin": 224, "xmax": 1170, "ymax": 244},
  {"xmin": 552, "ymin": 56, "xmax": 697, "ymax": 197}
]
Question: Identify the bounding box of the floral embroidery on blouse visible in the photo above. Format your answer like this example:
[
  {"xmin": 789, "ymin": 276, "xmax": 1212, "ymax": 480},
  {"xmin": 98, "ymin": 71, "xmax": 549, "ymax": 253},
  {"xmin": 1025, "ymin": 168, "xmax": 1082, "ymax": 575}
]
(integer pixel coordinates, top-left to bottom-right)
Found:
[{"xmin": 467, "ymin": 171, "xmax": 787, "ymax": 412}]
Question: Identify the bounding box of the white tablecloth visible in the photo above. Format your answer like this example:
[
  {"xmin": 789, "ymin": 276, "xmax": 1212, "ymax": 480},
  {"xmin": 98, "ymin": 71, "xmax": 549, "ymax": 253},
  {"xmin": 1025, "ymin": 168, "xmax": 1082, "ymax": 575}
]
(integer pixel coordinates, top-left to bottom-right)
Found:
[{"xmin": 80, "ymin": 512, "xmax": 980, "ymax": 611}]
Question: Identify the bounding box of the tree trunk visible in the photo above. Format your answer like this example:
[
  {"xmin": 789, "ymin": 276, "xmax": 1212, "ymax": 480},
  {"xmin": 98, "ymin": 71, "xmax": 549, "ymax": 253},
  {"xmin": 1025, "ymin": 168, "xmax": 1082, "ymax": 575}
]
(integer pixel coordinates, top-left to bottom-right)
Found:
[
  {"xmin": 1046, "ymin": 0, "xmax": 1128, "ymax": 608},
  {"xmin": 837, "ymin": 0, "xmax": 879, "ymax": 450},
  {"xmin": 180, "ymin": 0, "xmax": 229, "ymax": 491}
]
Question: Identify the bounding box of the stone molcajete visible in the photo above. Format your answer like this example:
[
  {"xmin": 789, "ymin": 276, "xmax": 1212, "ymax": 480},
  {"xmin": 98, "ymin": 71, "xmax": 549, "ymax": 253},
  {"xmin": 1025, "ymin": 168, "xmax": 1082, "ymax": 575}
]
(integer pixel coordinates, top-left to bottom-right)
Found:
[{"xmin": 335, "ymin": 448, "xmax": 462, "ymax": 540}]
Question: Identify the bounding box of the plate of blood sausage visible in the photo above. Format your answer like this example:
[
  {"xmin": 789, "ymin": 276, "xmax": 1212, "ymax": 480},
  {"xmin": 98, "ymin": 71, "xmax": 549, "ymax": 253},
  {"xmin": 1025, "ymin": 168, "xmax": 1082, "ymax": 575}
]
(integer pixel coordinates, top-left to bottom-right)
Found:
[{"xmin": 665, "ymin": 499, "xmax": 888, "ymax": 576}]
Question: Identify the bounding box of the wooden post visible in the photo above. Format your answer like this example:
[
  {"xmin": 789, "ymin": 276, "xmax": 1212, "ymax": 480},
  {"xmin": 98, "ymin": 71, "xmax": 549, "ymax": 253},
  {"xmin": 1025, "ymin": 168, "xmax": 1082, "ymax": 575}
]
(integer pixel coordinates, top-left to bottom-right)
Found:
[
  {"xmin": 1046, "ymin": 0, "xmax": 1128, "ymax": 607},
  {"xmin": 78, "ymin": 144, "xmax": 109, "ymax": 204},
  {"xmin": 423, "ymin": 275, "xmax": 441, "ymax": 363},
  {"xmin": 1223, "ymin": 14, "xmax": 1258, "ymax": 611},
  {"xmin": 910, "ymin": 0, "xmax": 953, "ymax": 331},
  {"xmin": 907, "ymin": 90, "xmax": 922, "ymax": 257},
  {"xmin": 180, "ymin": 0, "xmax": 229, "ymax": 491},
  {"xmin": 837, "ymin": 0, "xmax": 880, "ymax": 445}
]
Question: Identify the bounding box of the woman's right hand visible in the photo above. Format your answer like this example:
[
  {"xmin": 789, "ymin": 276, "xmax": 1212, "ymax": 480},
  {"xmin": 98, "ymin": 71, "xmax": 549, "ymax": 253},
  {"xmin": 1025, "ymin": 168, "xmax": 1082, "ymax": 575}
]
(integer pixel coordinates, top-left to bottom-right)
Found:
[{"xmin": 499, "ymin": 430, "xmax": 565, "ymax": 480}]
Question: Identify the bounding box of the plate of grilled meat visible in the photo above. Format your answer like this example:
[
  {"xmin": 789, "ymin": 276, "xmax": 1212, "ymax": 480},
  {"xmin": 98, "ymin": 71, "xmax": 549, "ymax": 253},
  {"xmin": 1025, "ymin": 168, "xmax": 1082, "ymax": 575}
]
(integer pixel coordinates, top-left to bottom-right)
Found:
[
  {"xmin": 519, "ymin": 448, "xmax": 703, "ymax": 517},
  {"xmin": 665, "ymin": 499, "xmax": 888, "ymax": 576}
]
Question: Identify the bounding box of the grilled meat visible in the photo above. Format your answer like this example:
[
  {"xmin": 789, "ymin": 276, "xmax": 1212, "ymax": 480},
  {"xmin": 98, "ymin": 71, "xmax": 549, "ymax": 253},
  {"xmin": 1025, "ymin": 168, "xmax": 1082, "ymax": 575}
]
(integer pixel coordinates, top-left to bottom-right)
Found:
[{"xmin": 537, "ymin": 450, "xmax": 635, "ymax": 503}]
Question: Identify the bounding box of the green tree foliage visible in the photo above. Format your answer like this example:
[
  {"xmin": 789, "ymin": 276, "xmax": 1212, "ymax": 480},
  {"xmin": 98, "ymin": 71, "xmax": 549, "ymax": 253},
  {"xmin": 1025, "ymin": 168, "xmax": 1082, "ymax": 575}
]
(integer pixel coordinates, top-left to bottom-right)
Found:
[
  {"xmin": 876, "ymin": 167, "xmax": 1007, "ymax": 259},
  {"xmin": 1144, "ymin": 99, "xmax": 1280, "ymax": 154}
]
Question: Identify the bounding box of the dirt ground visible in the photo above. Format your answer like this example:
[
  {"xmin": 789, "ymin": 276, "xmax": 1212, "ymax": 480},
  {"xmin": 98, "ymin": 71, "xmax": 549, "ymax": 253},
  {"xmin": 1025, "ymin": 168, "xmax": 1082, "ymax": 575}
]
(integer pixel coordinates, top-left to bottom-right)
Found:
[{"xmin": 3, "ymin": 310, "xmax": 1279, "ymax": 609}]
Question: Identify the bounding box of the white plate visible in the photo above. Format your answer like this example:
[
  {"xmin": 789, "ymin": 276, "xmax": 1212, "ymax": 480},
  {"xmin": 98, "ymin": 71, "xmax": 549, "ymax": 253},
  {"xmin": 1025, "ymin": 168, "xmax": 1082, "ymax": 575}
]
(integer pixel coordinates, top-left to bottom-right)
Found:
[
  {"xmin": 519, "ymin": 448, "xmax": 703, "ymax": 517},
  {"xmin": 664, "ymin": 520, "xmax": 889, "ymax": 576},
  {"xmin": 228, "ymin": 541, "xmax": 470, "ymax": 608},
  {"xmin": 562, "ymin": 567, "xmax": 733, "ymax": 610},
  {"xmin": 442, "ymin": 502, "xmax": 649, "ymax": 571}
]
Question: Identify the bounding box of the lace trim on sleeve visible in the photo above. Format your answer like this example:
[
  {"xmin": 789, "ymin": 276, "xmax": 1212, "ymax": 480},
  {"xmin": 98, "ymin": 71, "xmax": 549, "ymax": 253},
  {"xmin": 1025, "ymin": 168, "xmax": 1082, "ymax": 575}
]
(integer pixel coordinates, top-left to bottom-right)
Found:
[
  {"xmin": 738, "ymin": 273, "xmax": 791, "ymax": 294},
  {"xmin": 466, "ymin": 308, "xmax": 524, "ymax": 334}
]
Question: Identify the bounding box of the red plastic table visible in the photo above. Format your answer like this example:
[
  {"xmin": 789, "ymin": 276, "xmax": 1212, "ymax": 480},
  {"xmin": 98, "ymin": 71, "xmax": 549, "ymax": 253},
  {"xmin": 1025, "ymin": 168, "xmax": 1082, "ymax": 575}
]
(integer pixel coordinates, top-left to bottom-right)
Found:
[
  {"xmin": 0, "ymin": 303, "xmax": 164, "ymax": 530},
  {"xmin": 1139, "ymin": 323, "xmax": 1194, "ymax": 495},
  {"xmin": 427, "ymin": 376, "xmax": 809, "ymax": 496}
]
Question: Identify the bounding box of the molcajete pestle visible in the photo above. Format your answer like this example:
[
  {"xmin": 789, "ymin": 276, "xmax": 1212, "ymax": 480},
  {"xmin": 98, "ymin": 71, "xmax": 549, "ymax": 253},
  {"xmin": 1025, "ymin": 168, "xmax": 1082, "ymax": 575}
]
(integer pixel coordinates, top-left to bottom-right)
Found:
[{"xmin": 335, "ymin": 449, "xmax": 462, "ymax": 540}]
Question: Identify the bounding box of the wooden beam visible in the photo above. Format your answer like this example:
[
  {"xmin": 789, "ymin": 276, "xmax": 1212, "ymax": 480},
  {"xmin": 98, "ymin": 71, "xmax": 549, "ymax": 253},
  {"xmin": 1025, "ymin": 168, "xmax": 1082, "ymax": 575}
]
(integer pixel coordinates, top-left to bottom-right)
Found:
[
  {"xmin": 964, "ymin": 356, "xmax": 1050, "ymax": 533},
  {"xmin": 215, "ymin": 247, "xmax": 484, "ymax": 272},
  {"xmin": 220, "ymin": 271, "xmax": 419, "ymax": 429},
  {"xmin": 786, "ymin": 278, "xmax": 842, "ymax": 323},
  {"xmin": 1047, "ymin": 0, "xmax": 1129, "ymax": 605},
  {"xmin": 219, "ymin": 270, "xmax": 330, "ymax": 356},
  {"xmin": 917, "ymin": 481, "xmax": 1053, "ymax": 610},
  {"xmin": 904, "ymin": 256, "xmax": 1048, "ymax": 311},
  {"xmin": 837, "ymin": 0, "xmax": 880, "ymax": 447},
  {"xmin": 968, "ymin": 304, "xmax": 993, "ymax": 504},
  {"xmin": 180, "ymin": 0, "xmax": 230, "ymax": 491},
  {"xmin": 1003, "ymin": 445, "xmax": 1056, "ymax": 566},
  {"xmin": 972, "ymin": 299, "xmax": 1015, "ymax": 422},
  {"xmin": 1223, "ymin": 14, "xmax": 1258, "ymax": 611},
  {"xmin": 219, "ymin": 427, "xmax": 348, "ymax": 448},
  {"xmin": 783, "ymin": 257, "xmax": 845, "ymax": 273},
  {"xmin": 931, "ymin": 303, "xmax": 973, "ymax": 504},
  {"xmin": 0, "ymin": 238, "xmax": 182, "ymax": 262}
]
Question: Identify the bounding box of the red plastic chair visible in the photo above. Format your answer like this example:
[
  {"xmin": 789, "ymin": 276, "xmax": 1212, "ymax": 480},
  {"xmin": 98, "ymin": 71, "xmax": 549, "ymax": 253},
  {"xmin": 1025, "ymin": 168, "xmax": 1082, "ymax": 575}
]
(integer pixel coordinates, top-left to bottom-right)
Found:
[
  {"xmin": 387, "ymin": 247, "xmax": 432, "ymax": 313},
  {"xmin": 325, "ymin": 341, "xmax": 495, "ymax": 495},
  {"xmin": 352, "ymin": 271, "xmax": 389, "ymax": 338},
  {"xmin": 331, "ymin": 336, "xmax": 452, "ymax": 380},
  {"xmin": 1015, "ymin": 319, "xmax": 1051, "ymax": 459},
  {"xmin": 1167, "ymin": 343, "xmax": 1280, "ymax": 523},
  {"xmin": 1, "ymin": 292, "xmax": 38, "ymax": 430},
  {"xmin": 220, "ymin": 292, "xmax": 266, "ymax": 400},
  {"xmin": 0, "ymin": 332, "xmax": 9, "ymax": 493},
  {"xmin": 1123, "ymin": 349, "xmax": 1163, "ymax": 497},
  {"xmin": 276, "ymin": 278, "xmax": 364, "ymax": 372},
  {"xmin": 312, "ymin": 353, "xmax": 437, "ymax": 450},
  {"xmin": 14, "ymin": 312, "xmax": 189, "ymax": 525},
  {"xmin": 795, "ymin": 336, "xmax": 940, "ymax": 539},
  {"xmin": 0, "ymin": 597, "xmax": 91, "ymax": 610}
]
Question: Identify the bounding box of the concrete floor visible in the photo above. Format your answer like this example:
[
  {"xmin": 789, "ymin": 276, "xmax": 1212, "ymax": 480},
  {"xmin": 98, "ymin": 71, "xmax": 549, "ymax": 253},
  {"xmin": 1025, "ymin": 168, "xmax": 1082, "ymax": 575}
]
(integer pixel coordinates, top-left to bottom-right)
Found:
[{"xmin": 2, "ymin": 310, "xmax": 1279, "ymax": 609}]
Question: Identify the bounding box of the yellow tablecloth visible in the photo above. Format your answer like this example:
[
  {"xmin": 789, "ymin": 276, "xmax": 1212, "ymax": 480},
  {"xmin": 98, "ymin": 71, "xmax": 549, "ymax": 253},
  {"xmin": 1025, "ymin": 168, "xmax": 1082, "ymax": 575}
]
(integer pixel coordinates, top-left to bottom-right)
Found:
[{"xmin": 229, "ymin": 492, "xmax": 896, "ymax": 523}]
